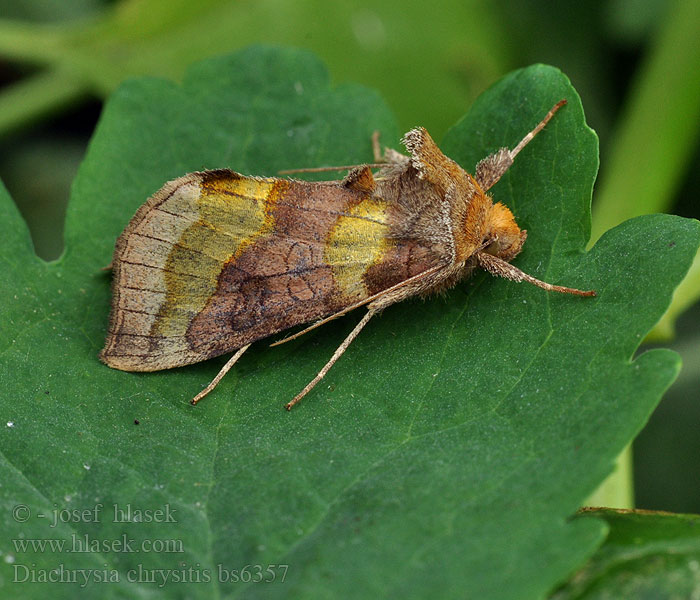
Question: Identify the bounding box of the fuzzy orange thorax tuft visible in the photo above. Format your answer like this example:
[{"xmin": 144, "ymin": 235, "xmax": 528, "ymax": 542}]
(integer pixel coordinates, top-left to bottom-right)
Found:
[{"xmin": 485, "ymin": 202, "xmax": 526, "ymax": 261}]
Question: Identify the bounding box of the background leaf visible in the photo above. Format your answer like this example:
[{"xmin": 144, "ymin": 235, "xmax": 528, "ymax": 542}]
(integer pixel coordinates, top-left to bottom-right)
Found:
[
  {"xmin": 552, "ymin": 509, "xmax": 700, "ymax": 599},
  {"xmin": 0, "ymin": 0, "xmax": 506, "ymax": 138},
  {"xmin": 1, "ymin": 46, "xmax": 698, "ymax": 599}
]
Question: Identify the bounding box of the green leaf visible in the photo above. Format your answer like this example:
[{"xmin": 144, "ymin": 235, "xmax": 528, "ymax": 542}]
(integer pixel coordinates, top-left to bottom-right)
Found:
[
  {"xmin": 552, "ymin": 509, "xmax": 700, "ymax": 599},
  {"xmin": 1, "ymin": 46, "xmax": 698, "ymax": 599}
]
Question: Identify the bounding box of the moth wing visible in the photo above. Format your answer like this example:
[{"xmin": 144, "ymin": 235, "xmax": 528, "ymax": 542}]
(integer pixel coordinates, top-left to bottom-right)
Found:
[{"xmin": 100, "ymin": 170, "xmax": 444, "ymax": 371}]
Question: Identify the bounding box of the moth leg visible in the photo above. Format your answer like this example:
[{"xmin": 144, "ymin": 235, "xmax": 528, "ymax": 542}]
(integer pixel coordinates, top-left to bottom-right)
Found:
[
  {"xmin": 285, "ymin": 309, "xmax": 377, "ymax": 410},
  {"xmin": 278, "ymin": 163, "xmax": 386, "ymax": 175},
  {"xmin": 371, "ymin": 130, "xmax": 410, "ymax": 169},
  {"xmin": 190, "ymin": 343, "xmax": 251, "ymax": 405},
  {"xmin": 475, "ymin": 99, "xmax": 566, "ymax": 191},
  {"xmin": 372, "ymin": 130, "xmax": 383, "ymax": 162},
  {"xmin": 271, "ymin": 264, "xmax": 445, "ymax": 348},
  {"xmin": 283, "ymin": 263, "xmax": 452, "ymax": 409},
  {"xmin": 279, "ymin": 131, "xmax": 407, "ymax": 175}
]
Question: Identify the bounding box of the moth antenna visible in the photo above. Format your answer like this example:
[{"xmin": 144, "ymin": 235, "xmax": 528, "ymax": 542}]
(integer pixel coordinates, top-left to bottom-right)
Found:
[
  {"xmin": 476, "ymin": 100, "xmax": 567, "ymax": 191},
  {"xmin": 510, "ymin": 99, "xmax": 567, "ymax": 160},
  {"xmin": 477, "ymin": 252, "xmax": 596, "ymax": 297},
  {"xmin": 190, "ymin": 343, "xmax": 251, "ymax": 405}
]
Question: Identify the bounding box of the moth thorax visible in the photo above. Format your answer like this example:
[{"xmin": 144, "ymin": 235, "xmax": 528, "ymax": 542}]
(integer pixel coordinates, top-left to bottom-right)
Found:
[{"xmin": 484, "ymin": 202, "xmax": 526, "ymax": 262}]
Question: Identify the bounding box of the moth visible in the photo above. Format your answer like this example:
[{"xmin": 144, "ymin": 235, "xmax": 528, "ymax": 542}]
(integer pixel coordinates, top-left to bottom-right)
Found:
[{"xmin": 101, "ymin": 100, "xmax": 595, "ymax": 409}]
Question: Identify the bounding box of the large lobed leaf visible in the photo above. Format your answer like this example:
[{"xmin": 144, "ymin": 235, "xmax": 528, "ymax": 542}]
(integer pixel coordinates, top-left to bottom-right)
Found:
[{"xmin": 0, "ymin": 46, "xmax": 698, "ymax": 599}]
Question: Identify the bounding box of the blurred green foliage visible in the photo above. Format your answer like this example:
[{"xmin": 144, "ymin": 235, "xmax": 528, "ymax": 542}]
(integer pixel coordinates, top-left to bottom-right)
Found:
[{"xmin": 0, "ymin": 0, "xmax": 698, "ymax": 517}]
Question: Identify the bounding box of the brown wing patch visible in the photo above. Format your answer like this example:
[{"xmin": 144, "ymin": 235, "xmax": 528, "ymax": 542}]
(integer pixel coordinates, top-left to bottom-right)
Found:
[{"xmin": 185, "ymin": 182, "xmax": 397, "ymax": 361}]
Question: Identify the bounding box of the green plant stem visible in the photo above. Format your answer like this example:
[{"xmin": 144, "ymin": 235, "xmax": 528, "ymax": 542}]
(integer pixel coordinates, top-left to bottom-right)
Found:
[
  {"xmin": 587, "ymin": 0, "xmax": 700, "ymax": 510},
  {"xmin": 592, "ymin": 0, "xmax": 700, "ymax": 342},
  {"xmin": 0, "ymin": 19, "xmax": 66, "ymax": 63},
  {"xmin": 653, "ymin": 249, "xmax": 700, "ymax": 339},
  {"xmin": 591, "ymin": 0, "xmax": 700, "ymax": 241},
  {"xmin": 585, "ymin": 446, "xmax": 634, "ymax": 509},
  {"xmin": 0, "ymin": 70, "xmax": 87, "ymax": 136}
]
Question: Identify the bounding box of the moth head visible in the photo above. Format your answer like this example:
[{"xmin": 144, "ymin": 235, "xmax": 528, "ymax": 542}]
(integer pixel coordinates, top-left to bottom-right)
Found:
[{"xmin": 483, "ymin": 202, "xmax": 527, "ymax": 261}]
